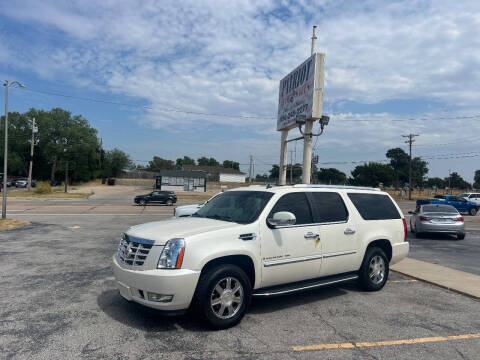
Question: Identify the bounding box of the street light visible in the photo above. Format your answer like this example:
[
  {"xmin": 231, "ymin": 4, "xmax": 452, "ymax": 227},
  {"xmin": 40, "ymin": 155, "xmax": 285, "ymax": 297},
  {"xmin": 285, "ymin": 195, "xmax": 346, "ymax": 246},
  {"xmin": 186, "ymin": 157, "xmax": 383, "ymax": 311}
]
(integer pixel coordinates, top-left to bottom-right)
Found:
[{"xmin": 2, "ymin": 80, "xmax": 25, "ymax": 219}]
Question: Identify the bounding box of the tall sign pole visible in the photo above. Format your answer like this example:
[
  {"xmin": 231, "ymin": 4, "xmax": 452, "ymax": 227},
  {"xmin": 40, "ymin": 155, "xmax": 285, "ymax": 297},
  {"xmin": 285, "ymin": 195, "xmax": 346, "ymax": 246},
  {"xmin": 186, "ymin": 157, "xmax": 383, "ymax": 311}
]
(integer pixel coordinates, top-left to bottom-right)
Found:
[
  {"xmin": 301, "ymin": 27, "xmax": 317, "ymax": 184},
  {"xmin": 277, "ymin": 26, "xmax": 325, "ymax": 185}
]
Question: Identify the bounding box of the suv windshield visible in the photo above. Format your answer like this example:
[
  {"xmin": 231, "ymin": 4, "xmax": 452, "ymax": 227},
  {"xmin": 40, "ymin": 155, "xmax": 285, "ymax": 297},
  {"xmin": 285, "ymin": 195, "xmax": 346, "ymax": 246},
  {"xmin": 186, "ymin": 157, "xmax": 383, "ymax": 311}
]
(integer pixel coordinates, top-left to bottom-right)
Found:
[{"xmin": 194, "ymin": 191, "xmax": 273, "ymax": 224}]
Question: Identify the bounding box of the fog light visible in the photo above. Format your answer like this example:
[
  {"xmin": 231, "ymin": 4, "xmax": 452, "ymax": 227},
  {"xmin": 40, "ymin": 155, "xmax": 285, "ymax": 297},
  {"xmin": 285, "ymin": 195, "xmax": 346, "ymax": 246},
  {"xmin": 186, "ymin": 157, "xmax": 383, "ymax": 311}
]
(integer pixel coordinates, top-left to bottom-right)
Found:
[{"xmin": 147, "ymin": 292, "xmax": 173, "ymax": 303}]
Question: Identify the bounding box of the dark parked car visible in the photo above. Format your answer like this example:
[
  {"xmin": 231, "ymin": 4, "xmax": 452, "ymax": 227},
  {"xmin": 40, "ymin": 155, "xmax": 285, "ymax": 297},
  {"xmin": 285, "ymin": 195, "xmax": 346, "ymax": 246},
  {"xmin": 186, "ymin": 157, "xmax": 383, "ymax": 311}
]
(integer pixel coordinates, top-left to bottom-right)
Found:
[{"xmin": 134, "ymin": 191, "xmax": 177, "ymax": 206}]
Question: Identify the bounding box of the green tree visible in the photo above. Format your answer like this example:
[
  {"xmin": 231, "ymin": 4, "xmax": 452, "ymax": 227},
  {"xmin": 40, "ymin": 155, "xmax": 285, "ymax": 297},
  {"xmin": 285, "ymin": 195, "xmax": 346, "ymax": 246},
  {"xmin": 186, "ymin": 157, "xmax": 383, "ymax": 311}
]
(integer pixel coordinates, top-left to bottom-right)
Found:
[
  {"xmin": 315, "ymin": 168, "xmax": 347, "ymax": 185},
  {"xmin": 197, "ymin": 156, "xmax": 219, "ymax": 166},
  {"xmin": 176, "ymin": 156, "xmax": 195, "ymax": 167},
  {"xmin": 148, "ymin": 156, "xmax": 174, "ymax": 171},
  {"xmin": 1, "ymin": 108, "xmax": 102, "ymax": 182},
  {"xmin": 445, "ymin": 172, "xmax": 470, "ymax": 189},
  {"xmin": 268, "ymin": 165, "xmax": 279, "ymax": 180},
  {"xmin": 103, "ymin": 149, "xmax": 132, "ymax": 178},
  {"xmin": 386, "ymin": 148, "xmax": 428, "ymax": 188},
  {"xmin": 350, "ymin": 162, "xmax": 394, "ymax": 187},
  {"xmin": 474, "ymin": 170, "xmax": 480, "ymax": 188},
  {"xmin": 223, "ymin": 160, "xmax": 240, "ymax": 170},
  {"xmin": 425, "ymin": 177, "xmax": 444, "ymax": 189}
]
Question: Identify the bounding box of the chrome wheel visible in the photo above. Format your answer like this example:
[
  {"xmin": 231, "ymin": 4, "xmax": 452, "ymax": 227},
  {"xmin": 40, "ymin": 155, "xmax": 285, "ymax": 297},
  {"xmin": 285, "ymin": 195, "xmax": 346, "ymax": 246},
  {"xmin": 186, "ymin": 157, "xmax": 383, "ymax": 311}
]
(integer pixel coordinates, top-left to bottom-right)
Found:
[
  {"xmin": 210, "ymin": 277, "xmax": 244, "ymax": 319},
  {"xmin": 368, "ymin": 255, "xmax": 385, "ymax": 285}
]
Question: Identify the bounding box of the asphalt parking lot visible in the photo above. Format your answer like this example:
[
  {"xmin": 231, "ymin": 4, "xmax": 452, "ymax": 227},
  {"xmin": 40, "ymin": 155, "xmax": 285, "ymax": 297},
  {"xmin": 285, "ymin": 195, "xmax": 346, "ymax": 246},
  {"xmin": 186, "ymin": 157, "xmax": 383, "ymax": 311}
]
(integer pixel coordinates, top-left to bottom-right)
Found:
[{"xmin": 2, "ymin": 193, "xmax": 480, "ymax": 359}]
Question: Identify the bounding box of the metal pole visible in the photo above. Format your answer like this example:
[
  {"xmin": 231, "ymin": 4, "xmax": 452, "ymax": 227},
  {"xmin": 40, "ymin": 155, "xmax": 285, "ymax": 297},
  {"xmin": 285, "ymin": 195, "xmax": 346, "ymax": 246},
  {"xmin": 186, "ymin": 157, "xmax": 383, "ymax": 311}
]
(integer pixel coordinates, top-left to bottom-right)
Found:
[
  {"xmin": 279, "ymin": 129, "xmax": 288, "ymax": 185},
  {"xmin": 27, "ymin": 117, "xmax": 35, "ymax": 190},
  {"xmin": 2, "ymin": 81, "xmax": 9, "ymax": 219},
  {"xmin": 301, "ymin": 26, "xmax": 318, "ymax": 185},
  {"xmin": 311, "ymin": 25, "xmax": 317, "ymax": 57},
  {"xmin": 64, "ymin": 160, "xmax": 68, "ymax": 193}
]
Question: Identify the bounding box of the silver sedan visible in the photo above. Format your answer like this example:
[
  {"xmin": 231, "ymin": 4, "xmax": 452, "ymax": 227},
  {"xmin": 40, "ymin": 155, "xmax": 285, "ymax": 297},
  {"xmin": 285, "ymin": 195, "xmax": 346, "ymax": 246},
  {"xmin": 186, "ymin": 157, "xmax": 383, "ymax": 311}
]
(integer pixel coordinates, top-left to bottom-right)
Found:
[{"xmin": 409, "ymin": 204, "xmax": 465, "ymax": 240}]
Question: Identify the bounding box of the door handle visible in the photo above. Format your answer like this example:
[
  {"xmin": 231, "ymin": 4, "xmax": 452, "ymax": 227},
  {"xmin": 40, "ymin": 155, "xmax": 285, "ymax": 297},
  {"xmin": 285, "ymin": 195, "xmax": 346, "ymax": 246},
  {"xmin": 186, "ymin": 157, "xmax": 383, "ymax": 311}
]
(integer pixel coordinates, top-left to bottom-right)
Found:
[
  {"xmin": 344, "ymin": 228, "xmax": 356, "ymax": 235},
  {"xmin": 304, "ymin": 232, "xmax": 319, "ymax": 239}
]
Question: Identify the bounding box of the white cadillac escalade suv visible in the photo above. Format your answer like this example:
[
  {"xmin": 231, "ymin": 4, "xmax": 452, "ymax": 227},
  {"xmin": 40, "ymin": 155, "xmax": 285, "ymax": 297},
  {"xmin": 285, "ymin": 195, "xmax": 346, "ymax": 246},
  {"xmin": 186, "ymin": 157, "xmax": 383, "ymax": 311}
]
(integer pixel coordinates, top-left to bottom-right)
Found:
[{"xmin": 113, "ymin": 185, "xmax": 409, "ymax": 329}]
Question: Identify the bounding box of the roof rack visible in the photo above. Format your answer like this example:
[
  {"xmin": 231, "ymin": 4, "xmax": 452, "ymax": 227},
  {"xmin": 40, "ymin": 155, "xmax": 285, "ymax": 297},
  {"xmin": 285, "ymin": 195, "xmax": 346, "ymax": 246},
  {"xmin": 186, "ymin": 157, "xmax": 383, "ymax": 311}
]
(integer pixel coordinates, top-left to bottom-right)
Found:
[{"xmin": 293, "ymin": 184, "xmax": 380, "ymax": 191}]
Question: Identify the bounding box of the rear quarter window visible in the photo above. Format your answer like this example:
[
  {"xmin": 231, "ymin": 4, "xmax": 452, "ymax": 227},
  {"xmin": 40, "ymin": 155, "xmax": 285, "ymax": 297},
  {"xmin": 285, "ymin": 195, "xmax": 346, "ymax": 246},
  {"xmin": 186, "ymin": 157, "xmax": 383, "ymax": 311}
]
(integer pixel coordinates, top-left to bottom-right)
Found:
[{"xmin": 347, "ymin": 193, "xmax": 401, "ymax": 220}]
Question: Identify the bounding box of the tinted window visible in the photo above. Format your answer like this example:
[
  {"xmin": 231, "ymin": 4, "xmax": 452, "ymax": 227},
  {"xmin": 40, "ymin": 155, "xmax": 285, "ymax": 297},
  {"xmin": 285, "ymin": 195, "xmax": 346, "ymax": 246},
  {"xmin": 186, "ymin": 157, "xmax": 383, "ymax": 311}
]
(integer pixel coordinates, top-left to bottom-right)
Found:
[
  {"xmin": 269, "ymin": 192, "xmax": 313, "ymax": 225},
  {"xmin": 422, "ymin": 205, "xmax": 457, "ymax": 213},
  {"xmin": 309, "ymin": 192, "xmax": 348, "ymax": 223},
  {"xmin": 195, "ymin": 191, "xmax": 273, "ymax": 224},
  {"xmin": 348, "ymin": 193, "xmax": 401, "ymax": 220}
]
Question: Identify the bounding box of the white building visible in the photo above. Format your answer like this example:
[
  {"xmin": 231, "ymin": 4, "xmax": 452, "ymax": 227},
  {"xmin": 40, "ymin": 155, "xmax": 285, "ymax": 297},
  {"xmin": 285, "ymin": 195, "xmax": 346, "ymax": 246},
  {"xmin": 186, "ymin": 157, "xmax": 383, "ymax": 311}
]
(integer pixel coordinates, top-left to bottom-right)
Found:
[{"xmin": 182, "ymin": 165, "xmax": 247, "ymax": 183}]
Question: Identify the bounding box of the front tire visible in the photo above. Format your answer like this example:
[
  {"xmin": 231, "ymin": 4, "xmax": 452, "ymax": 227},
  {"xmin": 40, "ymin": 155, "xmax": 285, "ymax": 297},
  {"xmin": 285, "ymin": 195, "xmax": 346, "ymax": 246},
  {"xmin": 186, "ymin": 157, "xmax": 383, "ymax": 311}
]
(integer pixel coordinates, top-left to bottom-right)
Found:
[
  {"xmin": 469, "ymin": 208, "xmax": 477, "ymax": 216},
  {"xmin": 139, "ymin": 199, "xmax": 147, "ymax": 206},
  {"xmin": 166, "ymin": 199, "xmax": 173, "ymax": 206},
  {"xmin": 191, "ymin": 264, "xmax": 251, "ymax": 329},
  {"xmin": 358, "ymin": 247, "xmax": 389, "ymax": 291}
]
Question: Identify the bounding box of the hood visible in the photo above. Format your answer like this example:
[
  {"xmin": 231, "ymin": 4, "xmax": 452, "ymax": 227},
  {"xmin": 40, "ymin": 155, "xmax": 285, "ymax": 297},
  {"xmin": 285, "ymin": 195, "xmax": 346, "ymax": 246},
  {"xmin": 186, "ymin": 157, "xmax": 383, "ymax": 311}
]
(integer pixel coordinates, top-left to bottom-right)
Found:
[{"xmin": 126, "ymin": 217, "xmax": 238, "ymax": 245}]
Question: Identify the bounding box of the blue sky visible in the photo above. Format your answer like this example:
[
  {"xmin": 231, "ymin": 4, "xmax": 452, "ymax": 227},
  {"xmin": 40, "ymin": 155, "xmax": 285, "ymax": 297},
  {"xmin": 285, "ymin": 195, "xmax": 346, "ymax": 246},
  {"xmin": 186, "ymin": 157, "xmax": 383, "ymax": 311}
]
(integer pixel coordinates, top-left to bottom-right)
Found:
[{"xmin": 1, "ymin": 0, "xmax": 480, "ymax": 181}]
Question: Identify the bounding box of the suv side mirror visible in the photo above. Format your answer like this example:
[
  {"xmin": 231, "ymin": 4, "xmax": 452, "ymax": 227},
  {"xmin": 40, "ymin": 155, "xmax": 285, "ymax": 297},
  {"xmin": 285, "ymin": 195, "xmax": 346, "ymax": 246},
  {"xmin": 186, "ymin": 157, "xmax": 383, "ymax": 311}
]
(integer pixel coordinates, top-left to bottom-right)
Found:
[{"xmin": 267, "ymin": 211, "xmax": 296, "ymax": 227}]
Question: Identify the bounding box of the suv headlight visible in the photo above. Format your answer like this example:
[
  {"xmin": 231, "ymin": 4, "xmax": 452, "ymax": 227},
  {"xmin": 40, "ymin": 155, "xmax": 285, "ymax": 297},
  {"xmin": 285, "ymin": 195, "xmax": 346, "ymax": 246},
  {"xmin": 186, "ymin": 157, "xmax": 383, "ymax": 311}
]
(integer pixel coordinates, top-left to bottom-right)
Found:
[{"xmin": 158, "ymin": 238, "xmax": 185, "ymax": 269}]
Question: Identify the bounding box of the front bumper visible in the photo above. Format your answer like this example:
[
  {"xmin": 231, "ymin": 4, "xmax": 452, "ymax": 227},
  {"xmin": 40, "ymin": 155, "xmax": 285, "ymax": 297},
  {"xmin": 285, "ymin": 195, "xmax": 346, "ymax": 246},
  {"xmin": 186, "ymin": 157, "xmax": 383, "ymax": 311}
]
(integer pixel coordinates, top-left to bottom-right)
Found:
[{"xmin": 112, "ymin": 255, "xmax": 200, "ymax": 311}]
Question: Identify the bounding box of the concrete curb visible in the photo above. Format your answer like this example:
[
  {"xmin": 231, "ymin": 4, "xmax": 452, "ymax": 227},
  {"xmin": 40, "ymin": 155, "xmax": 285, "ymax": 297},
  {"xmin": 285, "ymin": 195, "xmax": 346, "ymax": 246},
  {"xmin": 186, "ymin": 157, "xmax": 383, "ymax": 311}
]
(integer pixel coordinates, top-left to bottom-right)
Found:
[{"xmin": 391, "ymin": 258, "xmax": 480, "ymax": 300}]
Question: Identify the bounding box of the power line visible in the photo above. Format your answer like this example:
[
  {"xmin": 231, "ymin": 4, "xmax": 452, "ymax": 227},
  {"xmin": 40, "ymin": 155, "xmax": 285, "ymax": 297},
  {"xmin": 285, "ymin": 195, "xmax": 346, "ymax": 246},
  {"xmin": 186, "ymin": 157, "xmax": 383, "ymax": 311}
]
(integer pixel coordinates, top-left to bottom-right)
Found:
[
  {"xmin": 20, "ymin": 87, "xmax": 480, "ymax": 123},
  {"xmin": 24, "ymin": 87, "xmax": 275, "ymax": 120}
]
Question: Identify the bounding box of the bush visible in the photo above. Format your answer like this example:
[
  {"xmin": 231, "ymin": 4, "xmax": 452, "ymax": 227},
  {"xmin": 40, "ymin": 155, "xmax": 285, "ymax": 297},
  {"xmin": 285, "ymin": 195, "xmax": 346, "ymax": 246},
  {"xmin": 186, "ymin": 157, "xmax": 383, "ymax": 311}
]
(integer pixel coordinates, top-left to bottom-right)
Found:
[{"xmin": 35, "ymin": 182, "xmax": 52, "ymax": 194}]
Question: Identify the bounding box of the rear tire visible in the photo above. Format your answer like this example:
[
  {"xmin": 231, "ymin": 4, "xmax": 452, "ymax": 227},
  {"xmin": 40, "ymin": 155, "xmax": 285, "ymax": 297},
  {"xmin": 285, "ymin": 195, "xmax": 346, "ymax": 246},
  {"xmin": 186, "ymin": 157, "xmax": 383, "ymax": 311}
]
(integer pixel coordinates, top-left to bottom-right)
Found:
[
  {"xmin": 469, "ymin": 208, "xmax": 477, "ymax": 216},
  {"xmin": 191, "ymin": 264, "xmax": 251, "ymax": 329},
  {"xmin": 410, "ymin": 220, "xmax": 415, "ymax": 233},
  {"xmin": 358, "ymin": 247, "xmax": 389, "ymax": 291},
  {"xmin": 457, "ymin": 234, "xmax": 465, "ymax": 240}
]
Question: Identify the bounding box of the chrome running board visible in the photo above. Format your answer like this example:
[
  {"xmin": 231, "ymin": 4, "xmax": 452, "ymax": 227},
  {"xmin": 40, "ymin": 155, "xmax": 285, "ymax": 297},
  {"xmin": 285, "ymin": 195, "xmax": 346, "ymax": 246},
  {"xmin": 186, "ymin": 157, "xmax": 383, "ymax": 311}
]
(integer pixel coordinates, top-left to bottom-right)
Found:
[{"xmin": 253, "ymin": 273, "xmax": 358, "ymax": 297}]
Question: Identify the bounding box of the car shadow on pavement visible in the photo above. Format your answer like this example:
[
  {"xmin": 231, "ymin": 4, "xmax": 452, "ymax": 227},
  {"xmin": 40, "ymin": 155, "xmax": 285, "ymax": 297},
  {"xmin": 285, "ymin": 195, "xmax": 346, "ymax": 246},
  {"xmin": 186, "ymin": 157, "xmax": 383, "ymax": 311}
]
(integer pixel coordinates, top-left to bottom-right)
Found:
[
  {"xmin": 97, "ymin": 289, "xmax": 205, "ymax": 332},
  {"xmin": 98, "ymin": 283, "xmax": 354, "ymax": 330},
  {"xmin": 412, "ymin": 233, "xmax": 462, "ymax": 241}
]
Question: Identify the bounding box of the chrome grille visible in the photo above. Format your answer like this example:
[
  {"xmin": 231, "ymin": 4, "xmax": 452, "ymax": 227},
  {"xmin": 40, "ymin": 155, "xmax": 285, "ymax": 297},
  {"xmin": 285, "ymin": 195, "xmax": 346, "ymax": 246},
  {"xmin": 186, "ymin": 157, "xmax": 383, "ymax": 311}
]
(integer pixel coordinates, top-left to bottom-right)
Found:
[{"xmin": 117, "ymin": 234, "xmax": 153, "ymax": 267}]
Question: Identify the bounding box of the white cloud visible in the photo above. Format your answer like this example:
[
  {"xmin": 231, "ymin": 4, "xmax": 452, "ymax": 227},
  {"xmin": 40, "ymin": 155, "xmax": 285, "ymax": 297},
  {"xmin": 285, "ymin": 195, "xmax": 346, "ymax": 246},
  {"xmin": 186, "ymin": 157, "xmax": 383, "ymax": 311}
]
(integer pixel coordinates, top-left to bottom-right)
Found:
[{"xmin": 2, "ymin": 0, "xmax": 480, "ymax": 180}]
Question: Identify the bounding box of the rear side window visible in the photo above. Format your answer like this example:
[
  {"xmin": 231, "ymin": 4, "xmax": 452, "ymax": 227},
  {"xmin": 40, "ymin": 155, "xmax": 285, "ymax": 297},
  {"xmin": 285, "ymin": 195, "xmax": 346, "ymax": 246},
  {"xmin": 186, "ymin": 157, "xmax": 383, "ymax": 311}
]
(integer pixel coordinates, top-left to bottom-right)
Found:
[
  {"xmin": 347, "ymin": 193, "xmax": 401, "ymax": 220},
  {"xmin": 269, "ymin": 192, "xmax": 313, "ymax": 225},
  {"xmin": 309, "ymin": 192, "xmax": 348, "ymax": 223}
]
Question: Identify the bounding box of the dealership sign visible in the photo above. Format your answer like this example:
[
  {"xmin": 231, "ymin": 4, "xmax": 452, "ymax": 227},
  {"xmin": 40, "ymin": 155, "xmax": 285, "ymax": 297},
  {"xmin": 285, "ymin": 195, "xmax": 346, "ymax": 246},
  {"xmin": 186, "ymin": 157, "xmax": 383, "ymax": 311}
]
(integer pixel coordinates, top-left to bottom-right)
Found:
[{"xmin": 277, "ymin": 53, "xmax": 325, "ymax": 131}]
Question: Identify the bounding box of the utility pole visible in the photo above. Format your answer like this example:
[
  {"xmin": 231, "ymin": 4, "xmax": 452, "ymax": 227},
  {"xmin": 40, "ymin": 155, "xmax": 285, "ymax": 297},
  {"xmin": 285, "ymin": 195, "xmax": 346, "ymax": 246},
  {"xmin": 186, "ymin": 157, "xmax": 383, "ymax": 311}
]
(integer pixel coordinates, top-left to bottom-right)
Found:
[
  {"xmin": 402, "ymin": 134, "xmax": 419, "ymax": 200},
  {"xmin": 248, "ymin": 155, "xmax": 253, "ymax": 182},
  {"xmin": 64, "ymin": 160, "xmax": 68, "ymax": 193},
  {"xmin": 2, "ymin": 81, "xmax": 9, "ymax": 219},
  {"xmin": 27, "ymin": 117, "xmax": 37, "ymax": 190}
]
